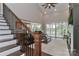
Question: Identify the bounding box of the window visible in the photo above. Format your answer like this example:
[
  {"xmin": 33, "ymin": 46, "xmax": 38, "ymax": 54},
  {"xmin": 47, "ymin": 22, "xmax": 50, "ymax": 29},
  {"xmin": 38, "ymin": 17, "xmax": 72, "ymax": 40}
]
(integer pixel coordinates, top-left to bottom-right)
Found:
[
  {"xmin": 31, "ymin": 23, "xmax": 42, "ymax": 32},
  {"xmin": 46, "ymin": 22, "xmax": 68, "ymax": 38},
  {"xmin": 46, "ymin": 24, "xmax": 55, "ymax": 37}
]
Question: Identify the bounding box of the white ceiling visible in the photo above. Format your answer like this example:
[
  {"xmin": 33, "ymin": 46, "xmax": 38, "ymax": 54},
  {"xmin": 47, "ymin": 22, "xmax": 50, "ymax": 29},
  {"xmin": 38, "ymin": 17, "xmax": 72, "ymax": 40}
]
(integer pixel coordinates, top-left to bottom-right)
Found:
[
  {"xmin": 5, "ymin": 3, "xmax": 69, "ymax": 24},
  {"xmin": 39, "ymin": 3, "xmax": 69, "ymax": 24}
]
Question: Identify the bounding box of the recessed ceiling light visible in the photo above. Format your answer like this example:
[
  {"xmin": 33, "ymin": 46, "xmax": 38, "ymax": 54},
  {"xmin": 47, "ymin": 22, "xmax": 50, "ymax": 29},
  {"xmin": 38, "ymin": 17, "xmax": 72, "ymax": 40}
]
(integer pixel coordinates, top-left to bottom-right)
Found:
[
  {"xmin": 54, "ymin": 9, "xmax": 56, "ymax": 11},
  {"xmin": 44, "ymin": 11, "xmax": 47, "ymax": 14},
  {"xmin": 68, "ymin": 5, "xmax": 70, "ymax": 8}
]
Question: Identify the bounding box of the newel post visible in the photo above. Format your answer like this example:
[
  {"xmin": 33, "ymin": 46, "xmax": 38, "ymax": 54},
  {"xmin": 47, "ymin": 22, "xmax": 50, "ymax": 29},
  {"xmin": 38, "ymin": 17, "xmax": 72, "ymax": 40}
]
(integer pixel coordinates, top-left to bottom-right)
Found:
[{"xmin": 33, "ymin": 32, "xmax": 41, "ymax": 56}]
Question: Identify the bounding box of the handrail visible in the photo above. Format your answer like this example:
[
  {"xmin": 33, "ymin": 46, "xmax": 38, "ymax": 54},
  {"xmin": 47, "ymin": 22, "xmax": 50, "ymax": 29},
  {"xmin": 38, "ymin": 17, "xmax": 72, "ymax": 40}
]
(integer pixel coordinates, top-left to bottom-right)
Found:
[
  {"xmin": 3, "ymin": 3, "xmax": 41, "ymax": 56},
  {"xmin": 16, "ymin": 19, "xmax": 31, "ymax": 33},
  {"xmin": 3, "ymin": 3, "xmax": 31, "ymax": 33}
]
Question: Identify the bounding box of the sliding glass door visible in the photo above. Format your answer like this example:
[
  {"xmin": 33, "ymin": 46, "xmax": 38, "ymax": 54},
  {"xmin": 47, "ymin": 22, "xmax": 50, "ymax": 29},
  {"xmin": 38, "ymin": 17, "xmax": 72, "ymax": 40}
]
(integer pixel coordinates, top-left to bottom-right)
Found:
[
  {"xmin": 46, "ymin": 22, "xmax": 68, "ymax": 39},
  {"xmin": 56, "ymin": 23, "xmax": 63, "ymax": 38},
  {"xmin": 46, "ymin": 24, "xmax": 55, "ymax": 37}
]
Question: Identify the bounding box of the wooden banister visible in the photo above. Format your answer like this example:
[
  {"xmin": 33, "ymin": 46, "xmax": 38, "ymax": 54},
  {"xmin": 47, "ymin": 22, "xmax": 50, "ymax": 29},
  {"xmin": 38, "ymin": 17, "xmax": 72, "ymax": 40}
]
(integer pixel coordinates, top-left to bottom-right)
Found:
[
  {"xmin": 3, "ymin": 4, "xmax": 31, "ymax": 33},
  {"xmin": 16, "ymin": 19, "xmax": 31, "ymax": 33},
  {"xmin": 3, "ymin": 3, "xmax": 41, "ymax": 56}
]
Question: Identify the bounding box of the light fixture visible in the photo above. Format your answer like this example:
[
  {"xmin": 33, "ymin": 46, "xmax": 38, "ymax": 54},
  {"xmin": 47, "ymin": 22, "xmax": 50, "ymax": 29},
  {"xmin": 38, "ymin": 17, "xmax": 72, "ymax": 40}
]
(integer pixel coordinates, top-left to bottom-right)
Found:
[
  {"xmin": 48, "ymin": 4, "xmax": 51, "ymax": 6},
  {"xmin": 42, "ymin": 3, "xmax": 57, "ymax": 9},
  {"xmin": 68, "ymin": 5, "xmax": 70, "ymax": 8},
  {"xmin": 54, "ymin": 9, "xmax": 56, "ymax": 11},
  {"xmin": 44, "ymin": 11, "xmax": 47, "ymax": 14}
]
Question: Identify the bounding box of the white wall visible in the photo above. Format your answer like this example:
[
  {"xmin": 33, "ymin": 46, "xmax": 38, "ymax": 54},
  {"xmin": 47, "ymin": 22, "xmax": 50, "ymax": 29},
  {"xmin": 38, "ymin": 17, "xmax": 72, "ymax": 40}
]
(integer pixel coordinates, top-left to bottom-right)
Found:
[
  {"xmin": 5, "ymin": 3, "xmax": 42, "ymax": 23},
  {"xmin": 0, "ymin": 3, "xmax": 1, "ymax": 14},
  {"xmin": 0, "ymin": 3, "xmax": 3, "ymax": 15}
]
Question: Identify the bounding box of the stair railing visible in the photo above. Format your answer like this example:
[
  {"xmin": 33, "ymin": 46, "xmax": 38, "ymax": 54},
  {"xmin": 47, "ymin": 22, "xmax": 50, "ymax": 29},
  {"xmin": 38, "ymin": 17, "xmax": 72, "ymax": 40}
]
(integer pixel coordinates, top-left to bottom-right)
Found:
[{"xmin": 3, "ymin": 3, "xmax": 41, "ymax": 56}]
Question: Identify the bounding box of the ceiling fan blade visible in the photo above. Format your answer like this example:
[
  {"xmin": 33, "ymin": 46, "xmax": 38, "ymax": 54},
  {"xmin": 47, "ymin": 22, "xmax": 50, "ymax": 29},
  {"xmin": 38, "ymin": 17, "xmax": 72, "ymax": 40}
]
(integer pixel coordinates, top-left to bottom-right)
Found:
[
  {"xmin": 45, "ymin": 6, "xmax": 47, "ymax": 9},
  {"xmin": 51, "ymin": 5, "xmax": 55, "ymax": 7},
  {"xmin": 42, "ymin": 3, "xmax": 47, "ymax": 6},
  {"xmin": 42, "ymin": 4, "xmax": 45, "ymax": 6},
  {"xmin": 45, "ymin": 4, "xmax": 48, "ymax": 9}
]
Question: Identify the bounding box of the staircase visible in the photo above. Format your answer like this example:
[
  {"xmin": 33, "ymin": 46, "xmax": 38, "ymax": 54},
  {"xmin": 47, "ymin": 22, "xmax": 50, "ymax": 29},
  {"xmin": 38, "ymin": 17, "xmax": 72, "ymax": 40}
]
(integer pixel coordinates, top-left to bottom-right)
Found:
[
  {"xmin": 0, "ymin": 15, "xmax": 23, "ymax": 56},
  {"xmin": 0, "ymin": 3, "xmax": 53, "ymax": 56}
]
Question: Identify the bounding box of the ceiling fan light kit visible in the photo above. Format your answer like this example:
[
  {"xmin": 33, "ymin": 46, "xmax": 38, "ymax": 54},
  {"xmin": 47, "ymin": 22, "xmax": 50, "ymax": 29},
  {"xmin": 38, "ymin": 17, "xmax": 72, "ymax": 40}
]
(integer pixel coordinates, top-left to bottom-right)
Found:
[{"xmin": 42, "ymin": 3, "xmax": 57, "ymax": 9}]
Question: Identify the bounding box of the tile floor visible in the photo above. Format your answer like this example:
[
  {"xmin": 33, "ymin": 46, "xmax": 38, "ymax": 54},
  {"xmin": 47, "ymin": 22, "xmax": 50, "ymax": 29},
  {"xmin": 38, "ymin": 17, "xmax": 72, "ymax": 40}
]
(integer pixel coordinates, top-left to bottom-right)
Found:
[{"xmin": 42, "ymin": 38, "xmax": 69, "ymax": 56}]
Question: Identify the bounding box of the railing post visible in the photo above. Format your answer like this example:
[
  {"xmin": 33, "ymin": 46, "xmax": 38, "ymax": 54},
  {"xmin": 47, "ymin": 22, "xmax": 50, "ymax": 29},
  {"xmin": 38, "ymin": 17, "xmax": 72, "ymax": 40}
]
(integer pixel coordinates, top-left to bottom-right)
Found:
[{"xmin": 33, "ymin": 32, "xmax": 41, "ymax": 56}]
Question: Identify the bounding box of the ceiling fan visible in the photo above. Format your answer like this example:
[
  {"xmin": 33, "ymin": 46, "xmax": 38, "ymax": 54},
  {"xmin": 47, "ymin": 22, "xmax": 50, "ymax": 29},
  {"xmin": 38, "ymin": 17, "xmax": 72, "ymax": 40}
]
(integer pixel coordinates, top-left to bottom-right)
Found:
[{"xmin": 42, "ymin": 3, "xmax": 57, "ymax": 9}]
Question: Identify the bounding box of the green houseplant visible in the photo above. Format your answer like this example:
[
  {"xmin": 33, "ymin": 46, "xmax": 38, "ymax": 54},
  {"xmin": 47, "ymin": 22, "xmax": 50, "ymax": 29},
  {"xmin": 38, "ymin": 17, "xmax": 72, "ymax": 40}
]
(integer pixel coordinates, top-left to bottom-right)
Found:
[{"xmin": 68, "ymin": 9, "xmax": 73, "ymax": 25}]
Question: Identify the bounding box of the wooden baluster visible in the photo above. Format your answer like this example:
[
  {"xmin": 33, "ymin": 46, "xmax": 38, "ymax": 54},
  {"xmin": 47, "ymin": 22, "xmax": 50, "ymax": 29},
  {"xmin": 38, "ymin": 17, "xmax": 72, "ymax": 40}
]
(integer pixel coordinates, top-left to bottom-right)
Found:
[
  {"xmin": 4, "ymin": 4, "xmax": 35, "ymax": 56},
  {"xmin": 25, "ymin": 33, "xmax": 27, "ymax": 55},
  {"xmin": 31, "ymin": 43, "xmax": 33, "ymax": 56},
  {"xmin": 16, "ymin": 20, "xmax": 22, "ymax": 44},
  {"xmin": 33, "ymin": 32, "xmax": 41, "ymax": 56}
]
